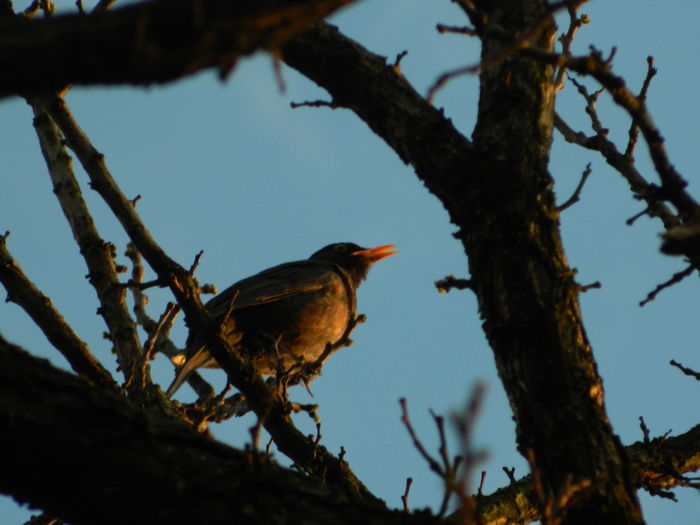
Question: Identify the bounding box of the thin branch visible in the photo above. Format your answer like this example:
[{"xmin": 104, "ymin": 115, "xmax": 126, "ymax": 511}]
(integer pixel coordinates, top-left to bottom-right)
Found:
[
  {"xmin": 436, "ymin": 24, "xmax": 477, "ymax": 36},
  {"xmin": 557, "ymin": 162, "xmax": 591, "ymax": 211},
  {"xmin": 625, "ymin": 57, "xmax": 657, "ymax": 159},
  {"xmin": 28, "ymin": 97, "xmax": 145, "ymax": 394},
  {"xmin": 0, "ymin": 232, "xmax": 115, "ymax": 389},
  {"xmin": 290, "ymin": 99, "xmax": 339, "ymax": 109},
  {"xmin": 639, "ymin": 264, "xmax": 694, "ymax": 307},
  {"xmin": 401, "ymin": 477, "xmax": 412, "ymax": 512},
  {"xmin": 554, "ymin": 112, "xmax": 679, "ymax": 230},
  {"xmin": 0, "ymin": 0, "xmax": 358, "ymax": 98},
  {"xmin": 43, "ymin": 93, "xmax": 377, "ymax": 501},
  {"xmin": 669, "ymin": 359, "xmax": 700, "ymax": 381},
  {"xmin": 553, "ymin": 2, "xmax": 589, "ymax": 90},
  {"xmin": 434, "ymin": 275, "xmax": 474, "ymax": 294},
  {"xmin": 527, "ymin": 47, "xmax": 699, "ymax": 218}
]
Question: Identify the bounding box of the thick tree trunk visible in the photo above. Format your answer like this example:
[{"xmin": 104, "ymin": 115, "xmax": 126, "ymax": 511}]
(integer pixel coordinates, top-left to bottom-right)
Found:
[{"xmin": 283, "ymin": 3, "xmax": 644, "ymax": 520}]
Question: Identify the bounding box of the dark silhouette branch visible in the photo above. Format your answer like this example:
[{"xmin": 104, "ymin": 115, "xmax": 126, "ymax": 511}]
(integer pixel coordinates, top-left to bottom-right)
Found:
[
  {"xmin": 1, "ymin": 335, "xmax": 698, "ymax": 525},
  {"xmin": 0, "ymin": 233, "xmax": 115, "ymax": 389},
  {"xmin": 0, "ymin": 0, "xmax": 356, "ymax": 98}
]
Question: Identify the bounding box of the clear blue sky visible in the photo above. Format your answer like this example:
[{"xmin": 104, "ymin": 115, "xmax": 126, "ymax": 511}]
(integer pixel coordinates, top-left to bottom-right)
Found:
[{"xmin": 1, "ymin": 0, "xmax": 699, "ymax": 522}]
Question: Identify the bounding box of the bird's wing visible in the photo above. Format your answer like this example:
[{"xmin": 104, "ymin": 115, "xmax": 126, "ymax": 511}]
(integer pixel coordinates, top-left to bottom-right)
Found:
[{"xmin": 204, "ymin": 260, "xmax": 341, "ymax": 317}]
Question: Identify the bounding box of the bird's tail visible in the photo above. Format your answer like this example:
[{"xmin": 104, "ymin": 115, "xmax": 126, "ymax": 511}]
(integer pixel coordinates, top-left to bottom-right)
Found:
[{"xmin": 165, "ymin": 346, "xmax": 213, "ymax": 397}]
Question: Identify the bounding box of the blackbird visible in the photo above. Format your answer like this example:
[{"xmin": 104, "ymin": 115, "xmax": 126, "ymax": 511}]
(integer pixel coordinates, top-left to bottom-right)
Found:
[{"xmin": 165, "ymin": 242, "xmax": 397, "ymax": 397}]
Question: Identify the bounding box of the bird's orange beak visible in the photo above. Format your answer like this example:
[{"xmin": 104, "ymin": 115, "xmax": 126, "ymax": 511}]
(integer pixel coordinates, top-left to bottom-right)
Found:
[{"xmin": 353, "ymin": 244, "xmax": 398, "ymax": 263}]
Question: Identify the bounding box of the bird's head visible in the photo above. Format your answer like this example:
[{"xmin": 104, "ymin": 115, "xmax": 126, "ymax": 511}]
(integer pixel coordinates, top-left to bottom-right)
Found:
[{"xmin": 310, "ymin": 242, "xmax": 397, "ymax": 286}]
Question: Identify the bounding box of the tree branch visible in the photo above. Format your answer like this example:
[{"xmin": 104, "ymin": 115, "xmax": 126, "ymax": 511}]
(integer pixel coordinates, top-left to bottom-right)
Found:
[
  {"xmin": 28, "ymin": 98, "xmax": 145, "ymax": 394},
  {"xmin": 1, "ymin": 335, "xmax": 697, "ymax": 525},
  {"xmin": 0, "ymin": 0, "xmax": 355, "ymax": 98},
  {"xmin": 40, "ymin": 93, "xmax": 378, "ymax": 501},
  {"xmin": 0, "ymin": 233, "xmax": 115, "ymax": 389}
]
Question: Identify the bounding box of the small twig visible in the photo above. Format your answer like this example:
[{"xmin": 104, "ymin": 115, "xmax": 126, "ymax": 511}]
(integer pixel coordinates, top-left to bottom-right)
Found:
[
  {"xmin": 554, "ymin": 112, "xmax": 680, "ymax": 231},
  {"xmin": 639, "ymin": 265, "xmax": 694, "ymax": 306},
  {"xmin": 626, "ymin": 207, "xmax": 651, "ymax": 226},
  {"xmin": 436, "ymin": 24, "xmax": 478, "ymax": 36},
  {"xmin": 669, "ymin": 359, "xmax": 700, "ymax": 381},
  {"xmin": 120, "ymin": 278, "xmax": 163, "ymax": 291},
  {"xmin": 452, "ymin": 383, "xmax": 488, "ymax": 525},
  {"xmin": 553, "ymin": 2, "xmax": 589, "ymax": 90},
  {"xmin": 0, "ymin": 232, "xmax": 115, "ymax": 389},
  {"xmin": 558, "ymin": 163, "xmax": 592, "ymax": 211},
  {"xmin": 188, "ymin": 250, "xmax": 204, "ymax": 275},
  {"xmin": 435, "ymin": 275, "xmax": 473, "ymax": 294},
  {"xmin": 503, "ymin": 466, "xmax": 516, "ymax": 483},
  {"xmin": 625, "ymin": 57, "xmax": 657, "ymax": 159},
  {"xmin": 528, "ymin": 47, "xmax": 699, "ymax": 219},
  {"xmin": 639, "ymin": 416, "xmax": 651, "ymax": 443},
  {"xmin": 401, "ymin": 477, "xmax": 413, "ymax": 512},
  {"xmin": 399, "ymin": 398, "xmax": 445, "ymax": 476},
  {"xmin": 393, "ymin": 50, "xmax": 408, "ymax": 67},
  {"xmin": 477, "ymin": 471, "xmax": 487, "ymax": 497},
  {"xmin": 290, "ymin": 99, "xmax": 339, "ymax": 109},
  {"xmin": 568, "ymin": 75, "xmax": 607, "ymax": 135},
  {"xmin": 143, "ymin": 302, "xmax": 177, "ymax": 362},
  {"xmin": 578, "ymin": 281, "xmax": 601, "ymax": 293}
]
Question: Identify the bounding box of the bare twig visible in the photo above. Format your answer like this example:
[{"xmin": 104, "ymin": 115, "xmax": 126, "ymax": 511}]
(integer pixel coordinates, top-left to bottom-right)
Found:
[
  {"xmin": 503, "ymin": 466, "xmax": 516, "ymax": 483},
  {"xmin": 639, "ymin": 416, "xmax": 651, "ymax": 443},
  {"xmin": 436, "ymin": 24, "xmax": 477, "ymax": 36},
  {"xmin": 528, "ymin": 47, "xmax": 699, "ymax": 218},
  {"xmin": 452, "ymin": 383, "xmax": 488, "ymax": 525},
  {"xmin": 639, "ymin": 265, "xmax": 694, "ymax": 307},
  {"xmin": 578, "ymin": 281, "xmax": 601, "ymax": 293},
  {"xmin": 625, "ymin": 57, "xmax": 657, "ymax": 159},
  {"xmin": 435, "ymin": 275, "xmax": 473, "ymax": 294},
  {"xmin": 553, "ymin": 2, "xmax": 589, "ymax": 90},
  {"xmin": 0, "ymin": 232, "xmax": 115, "ymax": 389},
  {"xmin": 558, "ymin": 163, "xmax": 592, "ymax": 211},
  {"xmin": 401, "ymin": 477, "xmax": 412, "ymax": 512},
  {"xmin": 669, "ymin": 360, "xmax": 700, "ymax": 381},
  {"xmin": 554, "ymin": 113, "xmax": 679, "ymax": 230},
  {"xmin": 188, "ymin": 250, "xmax": 204, "ymax": 275},
  {"xmin": 399, "ymin": 398, "xmax": 445, "ymax": 477},
  {"xmin": 290, "ymin": 99, "xmax": 339, "ymax": 109}
]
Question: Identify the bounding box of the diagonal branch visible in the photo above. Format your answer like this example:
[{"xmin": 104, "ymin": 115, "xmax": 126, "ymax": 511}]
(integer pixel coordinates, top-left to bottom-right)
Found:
[
  {"xmin": 526, "ymin": 47, "xmax": 699, "ymax": 218},
  {"xmin": 0, "ymin": 233, "xmax": 115, "ymax": 389},
  {"xmin": 42, "ymin": 93, "xmax": 378, "ymax": 502},
  {"xmin": 1, "ymin": 335, "xmax": 698, "ymax": 525},
  {"xmin": 28, "ymin": 98, "xmax": 145, "ymax": 394}
]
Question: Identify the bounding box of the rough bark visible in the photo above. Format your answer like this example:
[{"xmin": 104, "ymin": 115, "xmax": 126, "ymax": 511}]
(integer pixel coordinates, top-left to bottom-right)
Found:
[
  {"xmin": 0, "ymin": 335, "xmax": 416, "ymax": 525},
  {"xmin": 2, "ymin": 334, "xmax": 697, "ymax": 525},
  {"xmin": 0, "ymin": 0, "xmax": 354, "ymax": 98},
  {"xmin": 282, "ymin": 9, "xmax": 643, "ymax": 522}
]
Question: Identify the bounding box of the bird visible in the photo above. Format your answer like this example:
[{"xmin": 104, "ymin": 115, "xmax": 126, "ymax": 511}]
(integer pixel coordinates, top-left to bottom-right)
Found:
[{"xmin": 165, "ymin": 242, "xmax": 397, "ymax": 397}]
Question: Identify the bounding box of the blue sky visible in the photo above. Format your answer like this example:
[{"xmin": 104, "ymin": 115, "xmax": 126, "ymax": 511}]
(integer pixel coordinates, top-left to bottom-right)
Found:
[{"xmin": 1, "ymin": 0, "xmax": 699, "ymax": 522}]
